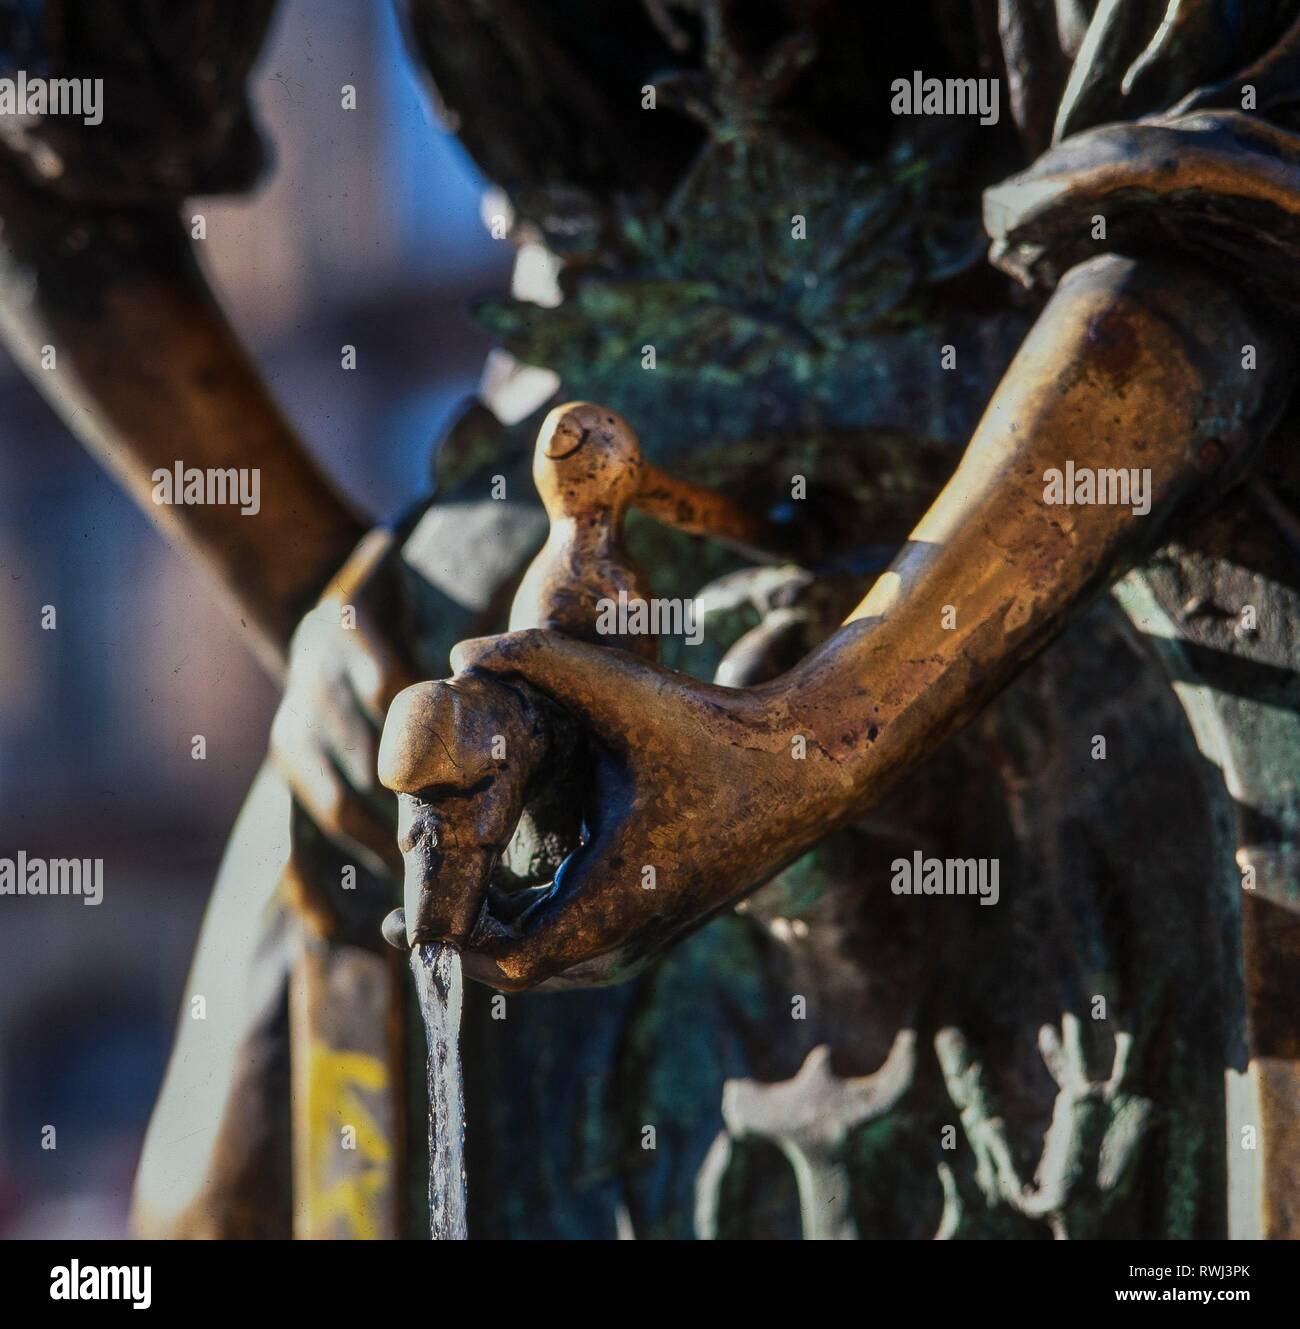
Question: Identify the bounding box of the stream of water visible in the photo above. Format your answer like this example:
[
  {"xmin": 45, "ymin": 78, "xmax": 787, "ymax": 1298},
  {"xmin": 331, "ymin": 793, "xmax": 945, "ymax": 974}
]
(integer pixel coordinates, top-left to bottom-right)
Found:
[{"xmin": 410, "ymin": 941, "xmax": 467, "ymax": 1240}]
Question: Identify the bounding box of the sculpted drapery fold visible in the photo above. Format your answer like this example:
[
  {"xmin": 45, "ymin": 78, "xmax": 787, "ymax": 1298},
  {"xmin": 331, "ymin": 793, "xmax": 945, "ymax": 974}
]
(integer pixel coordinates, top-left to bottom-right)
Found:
[{"xmin": 986, "ymin": 0, "xmax": 1300, "ymax": 315}]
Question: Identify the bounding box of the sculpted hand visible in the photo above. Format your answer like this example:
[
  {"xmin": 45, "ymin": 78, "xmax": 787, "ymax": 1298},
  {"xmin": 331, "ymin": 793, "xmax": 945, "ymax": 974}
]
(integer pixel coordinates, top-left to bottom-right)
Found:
[
  {"xmin": 442, "ymin": 628, "xmax": 853, "ymax": 990},
  {"xmin": 375, "ymin": 401, "xmax": 868, "ymax": 984},
  {"xmin": 270, "ymin": 528, "xmax": 416, "ymax": 880}
]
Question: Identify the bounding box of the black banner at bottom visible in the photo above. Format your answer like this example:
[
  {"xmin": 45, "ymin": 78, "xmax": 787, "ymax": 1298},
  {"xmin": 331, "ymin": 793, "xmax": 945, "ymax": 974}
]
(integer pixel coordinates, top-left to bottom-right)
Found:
[{"xmin": 0, "ymin": 1237, "xmax": 1284, "ymax": 1316}]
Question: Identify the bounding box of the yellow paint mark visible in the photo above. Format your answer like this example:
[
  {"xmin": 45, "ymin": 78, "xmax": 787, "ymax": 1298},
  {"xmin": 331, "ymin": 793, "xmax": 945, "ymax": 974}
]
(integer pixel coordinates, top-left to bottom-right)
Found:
[{"xmin": 303, "ymin": 1041, "xmax": 393, "ymax": 1240}]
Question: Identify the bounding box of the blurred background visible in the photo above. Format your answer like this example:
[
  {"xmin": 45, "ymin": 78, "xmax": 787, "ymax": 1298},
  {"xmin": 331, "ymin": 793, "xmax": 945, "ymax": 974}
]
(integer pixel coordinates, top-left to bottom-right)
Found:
[{"xmin": 0, "ymin": 0, "xmax": 508, "ymax": 1236}]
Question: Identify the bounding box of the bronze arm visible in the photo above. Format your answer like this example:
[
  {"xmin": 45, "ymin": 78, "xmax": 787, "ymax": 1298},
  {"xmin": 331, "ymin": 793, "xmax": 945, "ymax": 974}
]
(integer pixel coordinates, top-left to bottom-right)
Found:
[
  {"xmin": 383, "ymin": 253, "xmax": 1291, "ymax": 989},
  {"xmin": 0, "ymin": 158, "xmax": 365, "ymax": 675},
  {"xmin": 784, "ymin": 252, "xmax": 1286, "ymax": 794}
]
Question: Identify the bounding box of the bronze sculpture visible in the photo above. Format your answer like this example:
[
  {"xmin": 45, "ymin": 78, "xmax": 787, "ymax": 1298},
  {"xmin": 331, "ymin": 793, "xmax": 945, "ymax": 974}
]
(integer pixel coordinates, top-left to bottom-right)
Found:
[{"xmin": 2, "ymin": 0, "xmax": 1298, "ymax": 1238}]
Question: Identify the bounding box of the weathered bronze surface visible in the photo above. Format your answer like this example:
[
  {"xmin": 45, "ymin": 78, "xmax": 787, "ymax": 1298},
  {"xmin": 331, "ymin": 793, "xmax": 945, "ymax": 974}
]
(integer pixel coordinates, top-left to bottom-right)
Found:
[
  {"xmin": 386, "ymin": 254, "xmax": 1286, "ymax": 994},
  {"xmin": 4, "ymin": 0, "xmax": 1298, "ymax": 1241},
  {"xmin": 380, "ymin": 403, "xmax": 672, "ymax": 947}
]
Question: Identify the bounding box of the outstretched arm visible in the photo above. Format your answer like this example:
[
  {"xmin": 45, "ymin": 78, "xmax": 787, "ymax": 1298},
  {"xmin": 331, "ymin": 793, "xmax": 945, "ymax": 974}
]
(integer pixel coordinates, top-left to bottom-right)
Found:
[
  {"xmin": 424, "ymin": 253, "xmax": 1291, "ymax": 989},
  {"xmin": 0, "ymin": 158, "xmax": 365, "ymax": 675}
]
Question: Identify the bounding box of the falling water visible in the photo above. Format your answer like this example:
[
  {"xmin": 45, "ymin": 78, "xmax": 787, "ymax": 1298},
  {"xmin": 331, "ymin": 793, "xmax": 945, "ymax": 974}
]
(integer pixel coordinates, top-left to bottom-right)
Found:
[{"xmin": 410, "ymin": 941, "xmax": 467, "ymax": 1240}]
